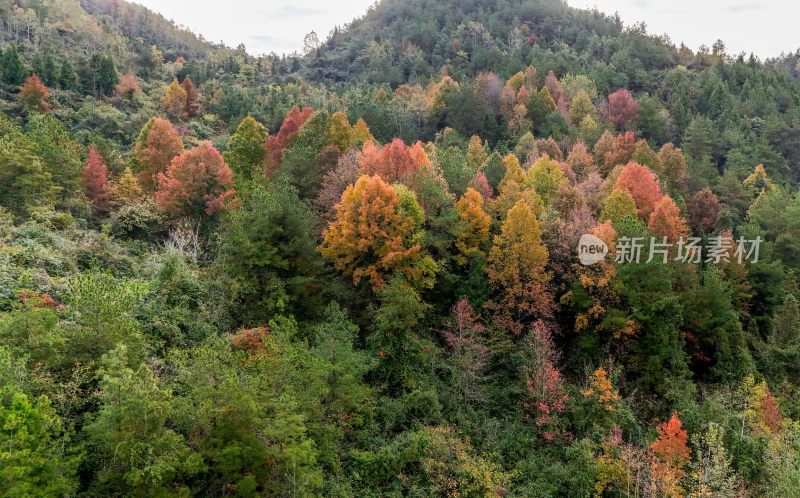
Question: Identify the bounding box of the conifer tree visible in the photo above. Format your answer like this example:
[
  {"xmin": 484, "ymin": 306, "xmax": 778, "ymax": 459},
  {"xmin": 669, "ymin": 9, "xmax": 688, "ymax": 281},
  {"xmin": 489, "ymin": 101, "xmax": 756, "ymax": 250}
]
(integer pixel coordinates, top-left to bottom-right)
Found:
[{"xmin": 224, "ymin": 116, "xmax": 268, "ymax": 179}]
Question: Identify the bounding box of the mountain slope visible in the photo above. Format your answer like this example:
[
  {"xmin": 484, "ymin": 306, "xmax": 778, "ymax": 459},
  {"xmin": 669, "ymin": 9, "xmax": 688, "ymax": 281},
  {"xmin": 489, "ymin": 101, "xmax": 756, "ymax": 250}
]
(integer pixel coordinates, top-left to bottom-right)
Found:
[{"xmin": 304, "ymin": 0, "xmax": 673, "ymax": 86}]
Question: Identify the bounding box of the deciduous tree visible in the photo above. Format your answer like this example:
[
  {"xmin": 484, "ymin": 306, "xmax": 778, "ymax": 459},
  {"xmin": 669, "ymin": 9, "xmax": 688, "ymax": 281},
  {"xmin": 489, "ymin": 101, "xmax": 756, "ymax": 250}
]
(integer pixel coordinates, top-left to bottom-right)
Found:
[
  {"xmin": 487, "ymin": 199, "xmax": 553, "ymax": 334},
  {"xmin": 155, "ymin": 141, "xmax": 237, "ymax": 218},
  {"xmin": 689, "ymin": 187, "xmax": 721, "ymax": 233},
  {"xmin": 648, "ymin": 195, "xmax": 688, "ymax": 242},
  {"xmin": 83, "ymin": 146, "xmax": 111, "ymax": 213},
  {"xmin": 133, "ymin": 117, "xmax": 184, "ymax": 192},
  {"xmin": 455, "ymin": 188, "xmax": 491, "ymax": 265},
  {"xmin": 19, "ymin": 74, "xmax": 50, "ymax": 112},
  {"xmin": 350, "ymin": 117, "xmax": 374, "ymax": 146},
  {"xmin": 658, "ymin": 143, "xmax": 688, "ymax": 194},
  {"xmin": 600, "ymin": 189, "xmax": 638, "ymax": 223},
  {"xmin": 650, "ymin": 413, "xmax": 691, "ymax": 497},
  {"xmin": 582, "ymin": 366, "xmax": 620, "ymax": 412},
  {"xmin": 605, "ymin": 89, "xmax": 639, "ymax": 130},
  {"xmin": 264, "ymin": 105, "xmax": 314, "ymax": 174},
  {"xmin": 326, "ymin": 111, "xmax": 352, "ymax": 151},
  {"xmin": 570, "ymin": 90, "xmax": 595, "ymax": 124},
  {"xmin": 114, "ymin": 74, "xmax": 140, "ymax": 99},
  {"xmin": 526, "ymin": 155, "xmax": 564, "ymax": 205},
  {"xmin": 469, "ymin": 171, "xmax": 494, "ymax": 200},
  {"xmin": 567, "ymin": 140, "xmax": 595, "ymax": 179},
  {"xmin": 602, "ymin": 131, "xmax": 640, "ymax": 173},
  {"xmin": 358, "ymin": 138, "xmax": 430, "ymax": 184},
  {"xmin": 319, "ymin": 175, "xmax": 435, "ymax": 290},
  {"xmin": 161, "ymin": 77, "xmax": 187, "ymax": 118},
  {"xmin": 111, "ymin": 167, "xmax": 145, "ymax": 206},
  {"xmin": 523, "ymin": 321, "xmax": 568, "ymax": 440},
  {"xmin": 615, "ymin": 162, "xmax": 662, "ymax": 219},
  {"xmin": 181, "ymin": 76, "xmax": 200, "ymax": 116},
  {"xmin": 442, "ymin": 298, "xmax": 490, "ymax": 405}
]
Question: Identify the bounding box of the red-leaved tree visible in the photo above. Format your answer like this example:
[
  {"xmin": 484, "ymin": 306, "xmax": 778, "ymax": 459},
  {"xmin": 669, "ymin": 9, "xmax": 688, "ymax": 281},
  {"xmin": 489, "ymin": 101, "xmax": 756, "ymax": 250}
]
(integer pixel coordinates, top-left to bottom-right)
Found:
[
  {"xmin": 523, "ymin": 321, "xmax": 568, "ymax": 441},
  {"xmin": 134, "ymin": 117, "xmax": 184, "ymax": 192},
  {"xmin": 689, "ymin": 187, "xmax": 721, "ymax": 233},
  {"xmin": 615, "ymin": 162, "xmax": 662, "ymax": 220},
  {"xmin": 264, "ymin": 105, "xmax": 314, "ymax": 174},
  {"xmin": 605, "ymin": 89, "xmax": 639, "ymax": 130},
  {"xmin": 648, "ymin": 195, "xmax": 689, "ymax": 243},
  {"xmin": 442, "ymin": 298, "xmax": 490, "ymax": 405},
  {"xmin": 357, "ymin": 138, "xmax": 431, "ymax": 184},
  {"xmin": 155, "ymin": 141, "xmax": 238, "ymax": 218},
  {"xmin": 469, "ymin": 171, "xmax": 494, "ymax": 200},
  {"xmin": 83, "ymin": 146, "xmax": 111, "ymax": 213},
  {"xmin": 182, "ymin": 76, "xmax": 201, "ymax": 116}
]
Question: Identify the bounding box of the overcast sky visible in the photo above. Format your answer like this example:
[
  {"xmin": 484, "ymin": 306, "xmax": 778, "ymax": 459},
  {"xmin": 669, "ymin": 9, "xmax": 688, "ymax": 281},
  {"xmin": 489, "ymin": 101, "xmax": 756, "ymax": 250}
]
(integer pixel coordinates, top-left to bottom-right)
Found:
[{"xmin": 133, "ymin": 0, "xmax": 799, "ymax": 59}]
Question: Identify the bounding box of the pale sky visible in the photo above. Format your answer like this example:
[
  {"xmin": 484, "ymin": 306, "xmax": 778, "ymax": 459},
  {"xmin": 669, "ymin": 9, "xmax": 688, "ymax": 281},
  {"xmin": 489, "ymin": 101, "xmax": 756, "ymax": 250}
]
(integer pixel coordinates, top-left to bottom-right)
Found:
[
  {"xmin": 133, "ymin": 0, "xmax": 799, "ymax": 59},
  {"xmin": 133, "ymin": 0, "xmax": 377, "ymax": 55},
  {"xmin": 573, "ymin": 0, "xmax": 800, "ymax": 59}
]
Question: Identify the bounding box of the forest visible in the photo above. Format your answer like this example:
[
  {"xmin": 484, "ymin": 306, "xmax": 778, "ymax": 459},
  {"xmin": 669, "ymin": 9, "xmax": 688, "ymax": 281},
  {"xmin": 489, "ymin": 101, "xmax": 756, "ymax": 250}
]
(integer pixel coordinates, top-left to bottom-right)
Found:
[{"xmin": 1, "ymin": 0, "xmax": 800, "ymax": 496}]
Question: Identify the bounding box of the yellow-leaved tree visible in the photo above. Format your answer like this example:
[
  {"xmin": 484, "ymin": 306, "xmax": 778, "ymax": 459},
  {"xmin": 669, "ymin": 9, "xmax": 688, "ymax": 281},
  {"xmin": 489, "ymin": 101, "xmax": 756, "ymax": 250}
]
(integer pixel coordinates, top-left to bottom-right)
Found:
[
  {"xmin": 454, "ymin": 188, "xmax": 491, "ymax": 265},
  {"xmin": 161, "ymin": 78, "xmax": 187, "ymax": 118},
  {"xmin": 487, "ymin": 199, "xmax": 553, "ymax": 334},
  {"xmin": 319, "ymin": 174, "xmax": 436, "ymax": 291}
]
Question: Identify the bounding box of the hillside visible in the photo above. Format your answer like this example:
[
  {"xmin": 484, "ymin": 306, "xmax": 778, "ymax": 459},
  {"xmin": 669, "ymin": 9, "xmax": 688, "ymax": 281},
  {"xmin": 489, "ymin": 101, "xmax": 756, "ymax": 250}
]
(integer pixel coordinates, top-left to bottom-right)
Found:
[
  {"xmin": 306, "ymin": 0, "xmax": 643, "ymax": 84},
  {"xmin": 1, "ymin": 0, "xmax": 800, "ymax": 496}
]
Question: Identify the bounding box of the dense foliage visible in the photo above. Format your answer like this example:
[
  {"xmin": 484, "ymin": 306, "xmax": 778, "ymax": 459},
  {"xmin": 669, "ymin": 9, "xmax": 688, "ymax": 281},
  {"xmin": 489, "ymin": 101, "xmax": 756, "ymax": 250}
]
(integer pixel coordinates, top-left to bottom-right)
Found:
[{"xmin": 2, "ymin": 0, "xmax": 800, "ymax": 496}]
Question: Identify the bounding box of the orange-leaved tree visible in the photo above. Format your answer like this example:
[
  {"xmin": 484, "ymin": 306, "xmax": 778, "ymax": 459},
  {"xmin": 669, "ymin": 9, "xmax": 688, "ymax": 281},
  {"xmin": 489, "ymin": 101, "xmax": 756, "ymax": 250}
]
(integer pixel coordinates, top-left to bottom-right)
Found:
[
  {"xmin": 648, "ymin": 195, "xmax": 688, "ymax": 243},
  {"xmin": 650, "ymin": 413, "xmax": 691, "ymax": 497},
  {"xmin": 615, "ymin": 161, "xmax": 662, "ymax": 220},
  {"xmin": 114, "ymin": 74, "xmax": 140, "ymax": 99},
  {"xmin": 357, "ymin": 138, "xmax": 431, "ymax": 184},
  {"xmin": 319, "ymin": 174, "xmax": 435, "ymax": 291},
  {"xmin": 487, "ymin": 199, "xmax": 553, "ymax": 334},
  {"xmin": 83, "ymin": 146, "xmax": 111, "ymax": 213},
  {"xmin": 182, "ymin": 76, "xmax": 200, "ymax": 116},
  {"xmin": 155, "ymin": 141, "xmax": 237, "ymax": 218},
  {"xmin": 602, "ymin": 131, "xmax": 641, "ymax": 173},
  {"xmin": 19, "ymin": 74, "xmax": 50, "ymax": 112},
  {"xmin": 581, "ymin": 366, "xmax": 620, "ymax": 412},
  {"xmin": 133, "ymin": 117, "xmax": 184, "ymax": 192}
]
